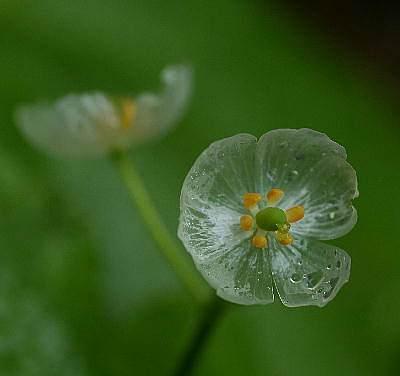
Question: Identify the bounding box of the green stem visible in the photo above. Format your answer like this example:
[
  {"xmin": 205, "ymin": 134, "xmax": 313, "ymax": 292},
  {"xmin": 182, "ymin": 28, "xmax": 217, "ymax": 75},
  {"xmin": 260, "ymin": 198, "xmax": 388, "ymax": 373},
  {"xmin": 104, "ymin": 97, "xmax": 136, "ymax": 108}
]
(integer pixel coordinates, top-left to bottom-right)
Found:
[
  {"xmin": 174, "ymin": 297, "xmax": 229, "ymax": 376},
  {"xmin": 110, "ymin": 150, "xmax": 210, "ymax": 304}
]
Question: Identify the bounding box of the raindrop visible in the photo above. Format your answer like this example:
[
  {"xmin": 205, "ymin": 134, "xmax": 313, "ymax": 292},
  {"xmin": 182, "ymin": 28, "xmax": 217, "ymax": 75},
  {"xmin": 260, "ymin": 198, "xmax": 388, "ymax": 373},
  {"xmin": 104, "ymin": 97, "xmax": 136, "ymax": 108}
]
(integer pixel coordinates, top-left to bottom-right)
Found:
[
  {"xmin": 329, "ymin": 212, "xmax": 336, "ymax": 220},
  {"xmin": 336, "ymin": 260, "xmax": 341, "ymax": 269},
  {"xmin": 291, "ymin": 170, "xmax": 299, "ymax": 176},
  {"xmin": 326, "ymin": 264, "xmax": 332, "ymax": 270},
  {"xmin": 305, "ymin": 271, "xmax": 324, "ymax": 289},
  {"xmin": 323, "ymin": 290, "xmax": 332, "ymax": 299},
  {"xmin": 290, "ymin": 273, "xmax": 302, "ymax": 283},
  {"xmin": 330, "ymin": 277, "xmax": 339, "ymax": 288}
]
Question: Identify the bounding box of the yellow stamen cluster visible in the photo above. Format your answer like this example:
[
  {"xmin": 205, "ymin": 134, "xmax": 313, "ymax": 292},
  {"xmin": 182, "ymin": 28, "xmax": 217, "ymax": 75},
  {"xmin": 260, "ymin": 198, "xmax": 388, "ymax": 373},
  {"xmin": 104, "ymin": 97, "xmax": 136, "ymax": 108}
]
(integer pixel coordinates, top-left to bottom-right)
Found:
[
  {"xmin": 243, "ymin": 193, "xmax": 262, "ymax": 209},
  {"xmin": 239, "ymin": 188, "xmax": 305, "ymax": 249},
  {"xmin": 286, "ymin": 205, "xmax": 305, "ymax": 223},
  {"xmin": 252, "ymin": 234, "xmax": 268, "ymax": 248},
  {"xmin": 240, "ymin": 215, "xmax": 254, "ymax": 231},
  {"xmin": 120, "ymin": 99, "xmax": 137, "ymax": 130},
  {"xmin": 266, "ymin": 188, "xmax": 284, "ymax": 204}
]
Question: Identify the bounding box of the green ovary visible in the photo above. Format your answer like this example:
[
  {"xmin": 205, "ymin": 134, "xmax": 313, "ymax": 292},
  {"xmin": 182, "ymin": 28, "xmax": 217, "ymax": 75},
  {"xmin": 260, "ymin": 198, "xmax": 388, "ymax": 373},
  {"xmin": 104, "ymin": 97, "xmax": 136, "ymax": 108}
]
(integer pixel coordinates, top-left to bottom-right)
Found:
[{"xmin": 256, "ymin": 207, "xmax": 287, "ymax": 231}]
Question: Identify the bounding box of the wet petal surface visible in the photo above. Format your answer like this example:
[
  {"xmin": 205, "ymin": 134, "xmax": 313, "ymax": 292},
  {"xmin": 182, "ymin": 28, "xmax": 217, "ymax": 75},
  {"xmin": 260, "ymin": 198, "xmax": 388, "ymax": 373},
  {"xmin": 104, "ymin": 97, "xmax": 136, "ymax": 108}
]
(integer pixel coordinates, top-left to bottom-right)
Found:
[{"xmin": 270, "ymin": 235, "xmax": 351, "ymax": 307}]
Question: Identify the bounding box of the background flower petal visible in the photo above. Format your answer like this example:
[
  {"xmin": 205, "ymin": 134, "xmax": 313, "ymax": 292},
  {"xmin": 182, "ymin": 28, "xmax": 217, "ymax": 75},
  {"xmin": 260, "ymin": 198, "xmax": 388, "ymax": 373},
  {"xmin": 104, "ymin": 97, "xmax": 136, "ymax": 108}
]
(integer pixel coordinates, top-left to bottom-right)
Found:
[
  {"xmin": 15, "ymin": 92, "xmax": 120, "ymax": 158},
  {"xmin": 132, "ymin": 64, "xmax": 193, "ymax": 143},
  {"xmin": 256, "ymin": 128, "xmax": 357, "ymax": 239},
  {"xmin": 270, "ymin": 236, "xmax": 351, "ymax": 307},
  {"xmin": 179, "ymin": 134, "xmax": 274, "ymax": 304}
]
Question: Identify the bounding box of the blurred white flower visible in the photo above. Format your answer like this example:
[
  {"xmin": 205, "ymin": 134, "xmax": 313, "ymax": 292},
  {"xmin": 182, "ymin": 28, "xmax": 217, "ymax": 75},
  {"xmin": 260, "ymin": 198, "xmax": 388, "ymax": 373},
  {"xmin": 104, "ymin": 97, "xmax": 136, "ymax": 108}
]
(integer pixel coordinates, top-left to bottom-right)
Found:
[
  {"xmin": 178, "ymin": 129, "xmax": 358, "ymax": 307},
  {"xmin": 15, "ymin": 64, "xmax": 192, "ymax": 158}
]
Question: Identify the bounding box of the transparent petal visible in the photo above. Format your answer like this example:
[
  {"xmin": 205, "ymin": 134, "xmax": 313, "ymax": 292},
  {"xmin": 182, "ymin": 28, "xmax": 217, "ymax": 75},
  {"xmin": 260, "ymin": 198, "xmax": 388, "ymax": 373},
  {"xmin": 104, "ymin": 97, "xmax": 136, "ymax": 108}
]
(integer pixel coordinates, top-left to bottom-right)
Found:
[
  {"xmin": 178, "ymin": 134, "xmax": 273, "ymax": 304},
  {"xmin": 132, "ymin": 64, "xmax": 193, "ymax": 143},
  {"xmin": 15, "ymin": 92, "xmax": 121, "ymax": 158},
  {"xmin": 179, "ymin": 205, "xmax": 274, "ymax": 305},
  {"xmin": 256, "ymin": 128, "xmax": 358, "ymax": 239},
  {"xmin": 289, "ymin": 156, "xmax": 358, "ymax": 239},
  {"xmin": 270, "ymin": 236, "xmax": 351, "ymax": 307},
  {"xmin": 179, "ymin": 134, "xmax": 258, "ymax": 213}
]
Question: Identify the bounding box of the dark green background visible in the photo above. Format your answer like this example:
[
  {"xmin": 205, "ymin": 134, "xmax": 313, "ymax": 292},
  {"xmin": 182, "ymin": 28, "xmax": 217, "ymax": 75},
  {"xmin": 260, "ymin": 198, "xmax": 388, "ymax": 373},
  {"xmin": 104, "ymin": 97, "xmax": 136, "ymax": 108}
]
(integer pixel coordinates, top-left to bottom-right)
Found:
[{"xmin": 1, "ymin": 1, "xmax": 399, "ymax": 375}]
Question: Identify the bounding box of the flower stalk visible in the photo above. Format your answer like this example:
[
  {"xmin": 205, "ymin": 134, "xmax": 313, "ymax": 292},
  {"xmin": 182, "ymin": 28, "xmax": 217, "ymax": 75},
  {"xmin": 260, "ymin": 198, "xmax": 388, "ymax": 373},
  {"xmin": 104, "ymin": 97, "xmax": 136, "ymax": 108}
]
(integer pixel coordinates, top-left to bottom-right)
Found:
[{"xmin": 110, "ymin": 149, "xmax": 210, "ymax": 304}]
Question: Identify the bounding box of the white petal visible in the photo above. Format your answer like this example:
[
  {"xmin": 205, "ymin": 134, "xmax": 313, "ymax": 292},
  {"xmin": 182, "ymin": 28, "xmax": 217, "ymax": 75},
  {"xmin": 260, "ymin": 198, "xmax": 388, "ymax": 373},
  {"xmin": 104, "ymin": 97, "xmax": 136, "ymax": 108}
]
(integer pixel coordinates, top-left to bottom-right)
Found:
[
  {"xmin": 179, "ymin": 134, "xmax": 258, "ymax": 213},
  {"xmin": 15, "ymin": 92, "xmax": 120, "ymax": 158},
  {"xmin": 290, "ymin": 156, "xmax": 358, "ymax": 239},
  {"xmin": 132, "ymin": 64, "xmax": 193, "ymax": 143},
  {"xmin": 178, "ymin": 134, "xmax": 274, "ymax": 304},
  {"xmin": 270, "ymin": 236, "xmax": 351, "ymax": 307},
  {"xmin": 256, "ymin": 128, "xmax": 357, "ymax": 239}
]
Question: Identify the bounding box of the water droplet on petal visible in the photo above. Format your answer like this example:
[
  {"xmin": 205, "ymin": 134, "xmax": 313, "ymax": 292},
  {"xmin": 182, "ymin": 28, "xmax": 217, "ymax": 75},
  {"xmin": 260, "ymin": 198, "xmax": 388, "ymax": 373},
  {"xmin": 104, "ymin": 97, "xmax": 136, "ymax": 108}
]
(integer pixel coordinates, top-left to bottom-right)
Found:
[
  {"xmin": 305, "ymin": 271, "xmax": 324, "ymax": 289},
  {"xmin": 290, "ymin": 273, "xmax": 302, "ymax": 283}
]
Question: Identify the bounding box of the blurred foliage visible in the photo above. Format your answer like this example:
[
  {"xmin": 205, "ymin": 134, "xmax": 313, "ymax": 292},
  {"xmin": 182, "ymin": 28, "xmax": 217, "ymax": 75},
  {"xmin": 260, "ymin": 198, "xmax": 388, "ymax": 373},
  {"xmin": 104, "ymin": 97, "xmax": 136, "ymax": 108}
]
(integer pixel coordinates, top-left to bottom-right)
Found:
[{"xmin": 1, "ymin": 0, "xmax": 400, "ymax": 375}]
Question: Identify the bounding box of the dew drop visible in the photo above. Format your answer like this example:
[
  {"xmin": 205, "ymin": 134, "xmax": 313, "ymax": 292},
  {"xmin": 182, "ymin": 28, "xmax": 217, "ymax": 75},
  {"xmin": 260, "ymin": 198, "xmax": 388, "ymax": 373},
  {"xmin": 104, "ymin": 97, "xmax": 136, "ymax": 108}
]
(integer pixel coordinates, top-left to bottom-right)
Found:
[
  {"xmin": 291, "ymin": 170, "xmax": 299, "ymax": 176},
  {"xmin": 329, "ymin": 277, "xmax": 339, "ymax": 289},
  {"xmin": 326, "ymin": 264, "xmax": 332, "ymax": 270},
  {"xmin": 290, "ymin": 273, "xmax": 302, "ymax": 283},
  {"xmin": 329, "ymin": 212, "xmax": 336, "ymax": 220},
  {"xmin": 336, "ymin": 260, "xmax": 341, "ymax": 269},
  {"xmin": 305, "ymin": 271, "xmax": 324, "ymax": 289}
]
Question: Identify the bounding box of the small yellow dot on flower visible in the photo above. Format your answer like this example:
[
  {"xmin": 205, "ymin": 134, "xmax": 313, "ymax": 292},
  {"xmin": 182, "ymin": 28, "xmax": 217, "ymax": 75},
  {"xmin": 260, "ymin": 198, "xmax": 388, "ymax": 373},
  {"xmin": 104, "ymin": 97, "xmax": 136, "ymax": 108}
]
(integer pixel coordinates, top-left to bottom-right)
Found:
[
  {"xmin": 286, "ymin": 205, "xmax": 305, "ymax": 223},
  {"xmin": 252, "ymin": 235, "xmax": 268, "ymax": 249},
  {"xmin": 266, "ymin": 188, "xmax": 284, "ymax": 204},
  {"xmin": 276, "ymin": 232, "xmax": 293, "ymax": 246},
  {"xmin": 120, "ymin": 99, "xmax": 136, "ymax": 130},
  {"xmin": 240, "ymin": 215, "xmax": 254, "ymax": 231},
  {"xmin": 243, "ymin": 193, "xmax": 262, "ymax": 209}
]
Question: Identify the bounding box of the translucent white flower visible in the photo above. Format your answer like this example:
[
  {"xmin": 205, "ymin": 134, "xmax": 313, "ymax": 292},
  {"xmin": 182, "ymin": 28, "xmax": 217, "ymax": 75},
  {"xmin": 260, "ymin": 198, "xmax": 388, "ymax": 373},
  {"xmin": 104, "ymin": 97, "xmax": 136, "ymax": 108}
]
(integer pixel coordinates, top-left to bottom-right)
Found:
[
  {"xmin": 15, "ymin": 64, "xmax": 192, "ymax": 158},
  {"xmin": 178, "ymin": 129, "xmax": 358, "ymax": 307}
]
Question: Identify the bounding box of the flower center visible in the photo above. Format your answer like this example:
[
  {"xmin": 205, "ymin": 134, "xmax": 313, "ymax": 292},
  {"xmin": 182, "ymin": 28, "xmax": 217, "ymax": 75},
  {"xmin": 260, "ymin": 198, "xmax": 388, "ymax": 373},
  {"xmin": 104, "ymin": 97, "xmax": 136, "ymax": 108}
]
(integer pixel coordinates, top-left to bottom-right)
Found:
[
  {"xmin": 239, "ymin": 189, "xmax": 304, "ymax": 249},
  {"xmin": 256, "ymin": 207, "xmax": 287, "ymax": 231}
]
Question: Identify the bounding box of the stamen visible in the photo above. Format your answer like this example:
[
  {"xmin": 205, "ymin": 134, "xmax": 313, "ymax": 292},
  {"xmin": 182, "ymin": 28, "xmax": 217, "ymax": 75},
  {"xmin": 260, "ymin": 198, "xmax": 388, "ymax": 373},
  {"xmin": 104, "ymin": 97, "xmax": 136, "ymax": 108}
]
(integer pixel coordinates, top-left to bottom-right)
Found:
[
  {"xmin": 243, "ymin": 193, "xmax": 262, "ymax": 209},
  {"xmin": 266, "ymin": 188, "xmax": 284, "ymax": 204},
  {"xmin": 120, "ymin": 99, "xmax": 136, "ymax": 130},
  {"xmin": 240, "ymin": 215, "xmax": 254, "ymax": 231},
  {"xmin": 286, "ymin": 205, "xmax": 304, "ymax": 223},
  {"xmin": 276, "ymin": 231, "xmax": 293, "ymax": 246},
  {"xmin": 252, "ymin": 235, "xmax": 268, "ymax": 249}
]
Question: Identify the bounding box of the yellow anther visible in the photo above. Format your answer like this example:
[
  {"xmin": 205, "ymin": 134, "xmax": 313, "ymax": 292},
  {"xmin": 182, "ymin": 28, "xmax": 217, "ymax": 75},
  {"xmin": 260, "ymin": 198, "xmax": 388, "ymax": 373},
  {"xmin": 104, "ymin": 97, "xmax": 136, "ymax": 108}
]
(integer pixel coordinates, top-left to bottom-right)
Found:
[
  {"xmin": 120, "ymin": 99, "xmax": 136, "ymax": 130},
  {"xmin": 286, "ymin": 205, "xmax": 305, "ymax": 223},
  {"xmin": 240, "ymin": 215, "xmax": 254, "ymax": 231},
  {"xmin": 266, "ymin": 188, "xmax": 284, "ymax": 204},
  {"xmin": 276, "ymin": 232, "xmax": 293, "ymax": 246},
  {"xmin": 243, "ymin": 193, "xmax": 262, "ymax": 209},
  {"xmin": 252, "ymin": 235, "xmax": 268, "ymax": 249}
]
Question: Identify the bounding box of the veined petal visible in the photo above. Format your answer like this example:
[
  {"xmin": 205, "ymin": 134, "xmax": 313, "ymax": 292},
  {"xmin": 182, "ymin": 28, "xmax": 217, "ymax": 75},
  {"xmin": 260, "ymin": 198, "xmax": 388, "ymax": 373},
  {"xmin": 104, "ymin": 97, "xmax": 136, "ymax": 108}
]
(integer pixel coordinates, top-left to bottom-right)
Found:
[
  {"xmin": 132, "ymin": 64, "xmax": 193, "ymax": 143},
  {"xmin": 256, "ymin": 128, "xmax": 346, "ymax": 196},
  {"xmin": 179, "ymin": 134, "xmax": 258, "ymax": 213},
  {"xmin": 270, "ymin": 236, "xmax": 351, "ymax": 307},
  {"xmin": 179, "ymin": 204, "xmax": 274, "ymax": 304},
  {"xmin": 290, "ymin": 156, "xmax": 358, "ymax": 239},
  {"xmin": 256, "ymin": 128, "xmax": 357, "ymax": 239},
  {"xmin": 179, "ymin": 134, "xmax": 274, "ymax": 304},
  {"xmin": 15, "ymin": 92, "xmax": 121, "ymax": 158}
]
